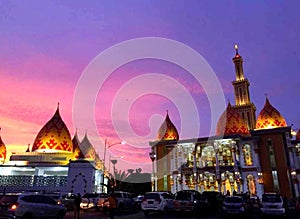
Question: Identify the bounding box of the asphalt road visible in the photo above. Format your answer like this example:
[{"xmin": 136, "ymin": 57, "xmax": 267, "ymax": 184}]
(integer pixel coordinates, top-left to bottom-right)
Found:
[{"xmin": 64, "ymin": 210, "xmax": 300, "ymax": 219}]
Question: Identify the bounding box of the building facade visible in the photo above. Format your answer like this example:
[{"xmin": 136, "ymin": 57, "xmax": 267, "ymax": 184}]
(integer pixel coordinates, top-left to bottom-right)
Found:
[
  {"xmin": 149, "ymin": 46, "xmax": 300, "ymax": 199},
  {"xmin": 0, "ymin": 106, "xmax": 106, "ymax": 195}
]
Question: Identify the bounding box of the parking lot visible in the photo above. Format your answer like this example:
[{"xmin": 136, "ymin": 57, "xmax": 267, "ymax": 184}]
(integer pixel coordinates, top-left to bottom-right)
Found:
[{"xmin": 63, "ymin": 209, "xmax": 300, "ymax": 219}]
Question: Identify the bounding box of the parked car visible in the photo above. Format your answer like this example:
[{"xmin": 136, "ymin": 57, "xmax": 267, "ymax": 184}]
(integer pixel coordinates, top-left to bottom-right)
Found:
[
  {"xmin": 0, "ymin": 193, "xmax": 66, "ymax": 219},
  {"xmin": 61, "ymin": 193, "xmax": 77, "ymax": 210},
  {"xmin": 201, "ymin": 191, "xmax": 221, "ymax": 211},
  {"xmin": 134, "ymin": 195, "xmax": 144, "ymax": 210},
  {"xmin": 260, "ymin": 193, "xmax": 286, "ymax": 217},
  {"xmin": 102, "ymin": 191, "xmax": 135, "ymax": 213},
  {"xmin": 222, "ymin": 196, "xmax": 247, "ymax": 216},
  {"xmin": 141, "ymin": 191, "xmax": 174, "ymax": 215},
  {"xmin": 96, "ymin": 193, "xmax": 108, "ymax": 211},
  {"xmin": 80, "ymin": 193, "xmax": 107, "ymax": 210},
  {"xmin": 295, "ymin": 196, "xmax": 300, "ymax": 212},
  {"xmin": 173, "ymin": 190, "xmax": 207, "ymax": 214}
]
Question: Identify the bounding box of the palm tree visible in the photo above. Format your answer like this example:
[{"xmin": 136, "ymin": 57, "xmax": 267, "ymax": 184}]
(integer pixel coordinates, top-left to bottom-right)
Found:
[{"xmin": 109, "ymin": 168, "xmax": 129, "ymax": 191}]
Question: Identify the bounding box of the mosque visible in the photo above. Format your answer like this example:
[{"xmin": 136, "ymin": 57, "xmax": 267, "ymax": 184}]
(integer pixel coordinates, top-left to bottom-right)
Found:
[
  {"xmin": 150, "ymin": 46, "xmax": 300, "ymax": 199},
  {"xmin": 0, "ymin": 46, "xmax": 299, "ymax": 199},
  {"xmin": 0, "ymin": 106, "xmax": 106, "ymax": 195}
]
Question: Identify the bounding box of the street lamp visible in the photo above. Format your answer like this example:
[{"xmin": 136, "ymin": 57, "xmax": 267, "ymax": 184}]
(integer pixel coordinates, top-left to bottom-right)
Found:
[
  {"xmin": 102, "ymin": 139, "xmax": 125, "ymax": 192},
  {"xmin": 149, "ymin": 149, "xmax": 156, "ymax": 191}
]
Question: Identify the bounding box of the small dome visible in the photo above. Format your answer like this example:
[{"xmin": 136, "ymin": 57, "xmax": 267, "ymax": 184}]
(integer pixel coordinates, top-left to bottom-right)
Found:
[
  {"xmin": 0, "ymin": 131, "xmax": 7, "ymax": 162},
  {"xmin": 256, "ymin": 98, "xmax": 287, "ymax": 130},
  {"xmin": 216, "ymin": 103, "xmax": 250, "ymax": 136},
  {"xmin": 157, "ymin": 112, "xmax": 179, "ymax": 141},
  {"xmin": 79, "ymin": 133, "xmax": 96, "ymax": 160},
  {"xmin": 32, "ymin": 106, "xmax": 73, "ymax": 152},
  {"xmin": 72, "ymin": 132, "xmax": 84, "ymax": 159},
  {"xmin": 296, "ymin": 129, "xmax": 300, "ymax": 141}
]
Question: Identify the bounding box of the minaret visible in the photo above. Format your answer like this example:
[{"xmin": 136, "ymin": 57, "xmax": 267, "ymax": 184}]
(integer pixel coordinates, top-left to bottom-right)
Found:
[{"xmin": 231, "ymin": 45, "xmax": 256, "ymax": 130}]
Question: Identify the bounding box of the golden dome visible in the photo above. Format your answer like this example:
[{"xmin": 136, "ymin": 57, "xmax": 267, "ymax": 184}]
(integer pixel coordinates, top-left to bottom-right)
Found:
[
  {"xmin": 79, "ymin": 134, "xmax": 96, "ymax": 160},
  {"xmin": 157, "ymin": 112, "xmax": 179, "ymax": 141},
  {"xmin": 216, "ymin": 103, "xmax": 250, "ymax": 136},
  {"xmin": 0, "ymin": 130, "xmax": 7, "ymax": 162},
  {"xmin": 32, "ymin": 107, "xmax": 73, "ymax": 152},
  {"xmin": 72, "ymin": 132, "xmax": 84, "ymax": 159},
  {"xmin": 94, "ymin": 153, "xmax": 103, "ymax": 170},
  {"xmin": 256, "ymin": 98, "xmax": 287, "ymax": 130}
]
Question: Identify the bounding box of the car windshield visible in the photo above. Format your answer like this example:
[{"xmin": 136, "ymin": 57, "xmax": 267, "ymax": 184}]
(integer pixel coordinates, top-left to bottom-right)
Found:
[
  {"xmin": 225, "ymin": 197, "xmax": 243, "ymax": 203},
  {"xmin": 0, "ymin": 195, "xmax": 18, "ymax": 204},
  {"xmin": 144, "ymin": 193, "xmax": 160, "ymax": 199},
  {"xmin": 175, "ymin": 192, "xmax": 191, "ymax": 200},
  {"xmin": 262, "ymin": 194, "xmax": 281, "ymax": 202},
  {"xmin": 82, "ymin": 194, "xmax": 100, "ymax": 198}
]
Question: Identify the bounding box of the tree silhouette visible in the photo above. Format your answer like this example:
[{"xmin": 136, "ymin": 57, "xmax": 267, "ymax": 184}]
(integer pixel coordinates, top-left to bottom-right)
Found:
[{"xmin": 108, "ymin": 167, "xmax": 151, "ymax": 194}]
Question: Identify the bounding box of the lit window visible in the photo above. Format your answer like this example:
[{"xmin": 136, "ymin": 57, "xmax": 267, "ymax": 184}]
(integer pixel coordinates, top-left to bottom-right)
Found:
[{"xmin": 243, "ymin": 144, "xmax": 253, "ymax": 166}]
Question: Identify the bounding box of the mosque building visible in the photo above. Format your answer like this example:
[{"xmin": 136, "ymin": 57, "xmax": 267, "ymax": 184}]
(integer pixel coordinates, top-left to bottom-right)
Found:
[
  {"xmin": 0, "ymin": 106, "xmax": 106, "ymax": 195},
  {"xmin": 149, "ymin": 46, "xmax": 300, "ymax": 198}
]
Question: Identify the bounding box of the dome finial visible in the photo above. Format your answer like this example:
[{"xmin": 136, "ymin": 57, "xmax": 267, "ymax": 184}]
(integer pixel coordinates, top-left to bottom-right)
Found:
[
  {"xmin": 57, "ymin": 102, "xmax": 60, "ymax": 109},
  {"xmin": 234, "ymin": 44, "xmax": 239, "ymax": 55},
  {"xmin": 26, "ymin": 144, "xmax": 30, "ymax": 152}
]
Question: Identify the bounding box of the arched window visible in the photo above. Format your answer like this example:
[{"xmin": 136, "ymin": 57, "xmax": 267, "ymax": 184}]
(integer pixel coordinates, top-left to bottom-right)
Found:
[
  {"xmin": 247, "ymin": 174, "xmax": 256, "ymax": 196},
  {"xmin": 201, "ymin": 146, "xmax": 215, "ymax": 167},
  {"xmin": 243, "ymin": 144, "xmax": 253, "ymax": 166}
]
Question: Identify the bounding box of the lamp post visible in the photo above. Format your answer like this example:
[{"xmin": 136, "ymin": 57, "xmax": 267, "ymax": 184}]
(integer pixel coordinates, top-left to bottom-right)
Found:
[
  {"xmin": 102, "ymin": 139, "xmax": 125, "ymax": 192},
  {"xmin": 149, "ymin": 149, "xmax": 156, "ymax": 191}
]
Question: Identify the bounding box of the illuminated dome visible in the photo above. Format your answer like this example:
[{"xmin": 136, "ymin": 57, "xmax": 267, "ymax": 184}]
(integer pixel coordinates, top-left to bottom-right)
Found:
[
  {"xmin": 80, "ymin": 133, "xmax": 96, "ymax": 160},
  {"xmin": 0, "ymin": 130, "xmax": 7, "ymax": 162},
  {"xmin": 216, "ymin": 103, "xmax": 250, "ymax": 136},
  {"xmin": 72, "ymin": 132, "xmax": 84, "ymax": 159},
  {"xmin": 32, "ymin": 106, "xmax": 73, "ymax": 152},
  {"xmin": 94, "ymin": 153, "xmax": 103, "ymax": 170},
  {"xmin": 256, "ymin": 98, "xmax": 287, "ymax": 130},
  {"xmin": 157, "ymin": 112, "xmax": 179, "ymax": 141},
  {"xmin": 296, "ymin": 129, "xmax": 300, "ymax": 141}
]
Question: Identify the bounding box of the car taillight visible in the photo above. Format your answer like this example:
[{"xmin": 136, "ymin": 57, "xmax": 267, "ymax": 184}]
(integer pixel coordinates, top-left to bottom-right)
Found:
[
  {"xmin": 155, "ymin": 198, "xmax": 161, "ymax": 203},
  {"xmin": 9, "ymin": 203, "xmax": 18, "ymax": 210}
]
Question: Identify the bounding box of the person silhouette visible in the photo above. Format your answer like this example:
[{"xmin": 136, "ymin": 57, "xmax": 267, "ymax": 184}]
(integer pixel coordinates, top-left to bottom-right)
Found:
[
  {"xmin": 74, "ymin": 193, "xmax": 82, "ymax": 219},
  {"xmin": 108, "ymin": 191, "xmax": 118, "ymax": 219}
]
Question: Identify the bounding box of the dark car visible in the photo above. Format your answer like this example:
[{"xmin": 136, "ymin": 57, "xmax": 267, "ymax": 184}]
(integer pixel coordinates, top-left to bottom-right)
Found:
[
  {"xmin": 61, "ymin": 193, "xmax": 77, "ymax": 210},
  {"xmin": 173, "ymin": 190, "xmax": 208, "ymax": 214},
  {"xmin": 295, "ymin": 197, "xmax": 300, "ymax": 212},
  {"xmin": 202, "ymin": 191, "xmax": 222, "ymax": 211},
  {"xmin": 134, "ymin": 195, "xmax": 144, "ymax": 210},
  {"xmin": 222, "ymin": 196, "xmax": 247, "ymax": 216}
]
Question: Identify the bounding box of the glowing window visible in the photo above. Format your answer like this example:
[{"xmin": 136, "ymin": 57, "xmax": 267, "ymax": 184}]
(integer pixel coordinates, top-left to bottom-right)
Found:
[
  {"xmin": 247, "ymin": 174, "xmax": 256, "ymax": 196},
  {"xmin": 243, "ymin": 144, "xmax": 253, "ymax": 166}
]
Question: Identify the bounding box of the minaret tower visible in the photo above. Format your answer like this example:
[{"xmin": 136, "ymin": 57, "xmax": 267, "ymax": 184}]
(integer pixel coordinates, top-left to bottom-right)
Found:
[{"xmin": 231, "ymin": 45, "xmax": 256, "ymax": 130}]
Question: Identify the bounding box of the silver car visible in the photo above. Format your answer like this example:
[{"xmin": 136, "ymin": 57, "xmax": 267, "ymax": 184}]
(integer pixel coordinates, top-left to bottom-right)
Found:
[
  {"xmin": 0, "ymin": 193, "xmax": 66, "ymax": 219},
  {"xmin": 260, "ymin": 193, "xmax": 286, "ymax": 216}
]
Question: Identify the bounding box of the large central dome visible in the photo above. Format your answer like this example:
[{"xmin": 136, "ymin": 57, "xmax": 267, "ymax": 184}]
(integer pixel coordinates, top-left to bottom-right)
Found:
[
  {"xmin": 32, "ymin": 106, "xmax": 73, "ymax": 152},
  {"xmin": 216, "ymin": 103, "xmax": 250, "ymax": 136}
]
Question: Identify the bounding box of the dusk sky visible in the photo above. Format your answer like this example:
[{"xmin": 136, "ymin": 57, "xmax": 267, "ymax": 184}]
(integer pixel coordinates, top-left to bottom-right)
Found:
[{"xmin": 1, "ymin": 1, "xmax": 300, "ymax": 172}]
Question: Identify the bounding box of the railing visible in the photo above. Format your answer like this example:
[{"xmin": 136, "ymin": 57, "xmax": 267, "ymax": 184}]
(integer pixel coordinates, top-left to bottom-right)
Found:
[{"xmin": 0, "ymin": 175, "xmax": 67, "ymax": 188}]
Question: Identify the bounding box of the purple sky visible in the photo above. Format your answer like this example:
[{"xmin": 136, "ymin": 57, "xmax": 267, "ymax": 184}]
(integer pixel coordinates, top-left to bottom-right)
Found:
[{"xmin": 0, "ymin": 0, "xmax": 299, "ymax": 172}]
